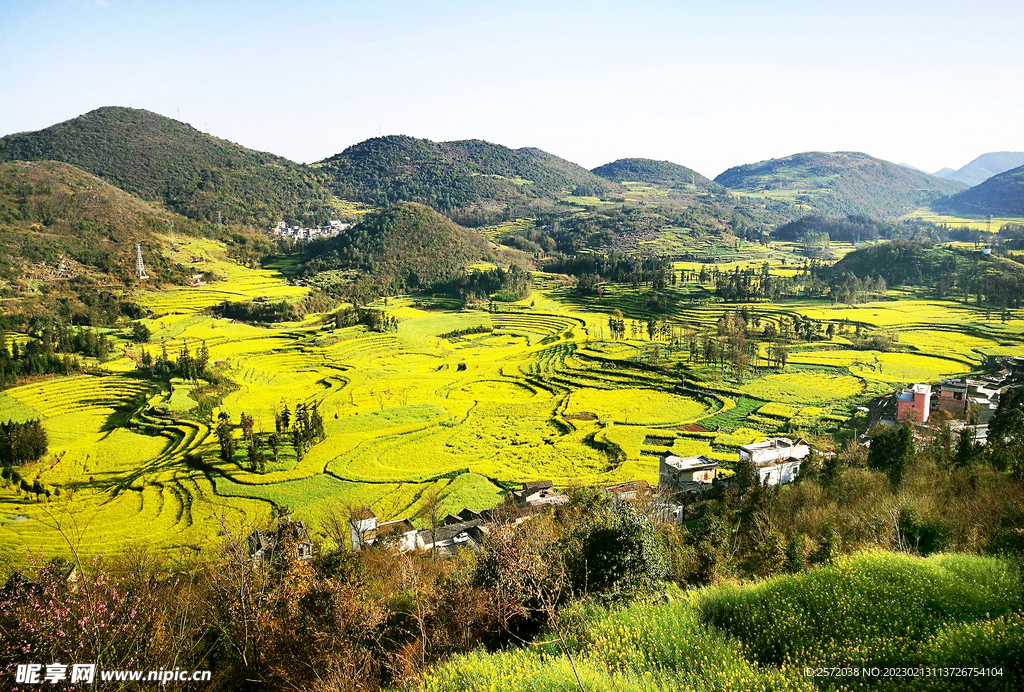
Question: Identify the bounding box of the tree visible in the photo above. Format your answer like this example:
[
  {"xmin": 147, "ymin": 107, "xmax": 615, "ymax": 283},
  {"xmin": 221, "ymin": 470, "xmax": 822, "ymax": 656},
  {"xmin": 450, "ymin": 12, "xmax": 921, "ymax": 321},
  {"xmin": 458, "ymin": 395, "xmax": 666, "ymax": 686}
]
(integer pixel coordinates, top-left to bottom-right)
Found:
[
  {"xmin": 686, "ymin": 511, "xmax": 731, "ymax": 585},
  {"xmin": 566, "ymin": 503, "xmax": 668, "ymax": 601},
  {"xmin": 215, "ymin": 413, "xmax": 235, "ymax": 462},
  {"xmin": 954, "ymin": 428, "xmax": 979, "ymax": 469},
  {"xmin": 247, "ymin": 442, "xmax": 265, "ymax": 473},
  {"xmin": 734, "ymin": 456, "xmax": 757, "ymax": 495},
  {"xmin": 989, "ymin": 387, "xmax": 1024, "ymax": 478},
  {"xmin": 129, "ymin": 322, "xmax": 151, "ymax": 343},
  {"xmin": 0, "ymin": 419, "xmax": 49, "ymax": 466},
  {"xmin": 868, "ymin": 423, "xmax": 916, "ymax": 486}
]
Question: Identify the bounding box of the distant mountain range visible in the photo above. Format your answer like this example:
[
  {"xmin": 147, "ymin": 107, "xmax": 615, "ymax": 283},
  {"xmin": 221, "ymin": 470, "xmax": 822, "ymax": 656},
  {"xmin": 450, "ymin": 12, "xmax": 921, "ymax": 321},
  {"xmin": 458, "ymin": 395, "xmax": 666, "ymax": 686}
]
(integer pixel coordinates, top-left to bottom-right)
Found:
[
  {"xmin": 933, "ymin": 152, "xmax": 1024, "ymax": 187},
  {"xmin": 938, "ymin": 164, "xmax": 1024, "ymax": 216},
  {"xmin": 714, "ymin": 151, "xmax": 966, "ymax": 219},
  {"xmin": 2, "ymin": 106, "xmax": 1022, "ymax": 245}
]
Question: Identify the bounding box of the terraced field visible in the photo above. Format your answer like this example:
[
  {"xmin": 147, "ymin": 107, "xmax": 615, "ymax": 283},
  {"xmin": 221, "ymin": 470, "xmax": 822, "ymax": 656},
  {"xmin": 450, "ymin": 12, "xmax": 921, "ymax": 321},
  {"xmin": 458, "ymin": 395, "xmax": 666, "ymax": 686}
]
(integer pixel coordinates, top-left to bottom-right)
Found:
[{"xmin": 2, "ymin": 236, "xmax": 1023, "ymax": 562}]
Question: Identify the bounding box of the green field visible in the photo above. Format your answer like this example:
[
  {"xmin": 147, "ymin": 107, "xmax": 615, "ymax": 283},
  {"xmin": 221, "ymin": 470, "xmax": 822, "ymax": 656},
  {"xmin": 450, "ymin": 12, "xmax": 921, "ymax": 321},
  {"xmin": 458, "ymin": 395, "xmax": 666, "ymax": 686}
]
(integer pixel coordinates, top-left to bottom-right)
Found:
[
  {"xmin": 2, "ymin": 234, "xmax": 1023, "ymax": 562},
  {"xmin": 402, "ymin": 551, "xmax": 1024, "ymax": 692}
]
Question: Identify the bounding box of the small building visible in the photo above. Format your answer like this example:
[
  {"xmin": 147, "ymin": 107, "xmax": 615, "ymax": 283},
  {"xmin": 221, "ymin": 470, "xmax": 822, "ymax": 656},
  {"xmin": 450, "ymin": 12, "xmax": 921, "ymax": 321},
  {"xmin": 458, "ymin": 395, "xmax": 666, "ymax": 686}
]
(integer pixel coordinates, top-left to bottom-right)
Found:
[
  {"xmin": 936, "ymin": 379, "xmax": 999, "ymax": 421},
  {"xmin": 738, "ymin": 437, "xmax": 810, "ymax": 465},
  {"xmin": 1006, "ymin": 357, "xmax": 1024, "ymax": 380},
  {"xmin": 896, "ymin": 383, "xmax": 932, "ymax": 423},
  {"xmin": 349, "ymin": 509, "xmax": 418, "ymax": 553},
  {"xmin": 512, "ymin": 480, "xmax": 566, "ymax": 506},
  {"xmin": 248, "ymin": 516, "xmax": 313, "ymax": 565},
  {"xmin": 604, "ymin": 480, "xmax": 652, "ymax": 503},
  {"xmin": 418, "ymin": 520, "xmax": 487, "ymax": 556},
  {"xmin": 738, "ymin": 437, "xmax": 810, "ymax": 486},
  {"xmin": 659, "ymin": 455, "xmax": 718, "ymax": 490}
]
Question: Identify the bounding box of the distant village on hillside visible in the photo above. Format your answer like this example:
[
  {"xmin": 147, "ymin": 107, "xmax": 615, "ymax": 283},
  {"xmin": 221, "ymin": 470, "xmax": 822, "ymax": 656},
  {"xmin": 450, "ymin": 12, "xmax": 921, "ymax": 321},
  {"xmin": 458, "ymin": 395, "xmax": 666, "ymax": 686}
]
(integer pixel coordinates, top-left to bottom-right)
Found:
[{"xmin": 269, "ymin": 219, "xmax": 351, "ymax": 242}]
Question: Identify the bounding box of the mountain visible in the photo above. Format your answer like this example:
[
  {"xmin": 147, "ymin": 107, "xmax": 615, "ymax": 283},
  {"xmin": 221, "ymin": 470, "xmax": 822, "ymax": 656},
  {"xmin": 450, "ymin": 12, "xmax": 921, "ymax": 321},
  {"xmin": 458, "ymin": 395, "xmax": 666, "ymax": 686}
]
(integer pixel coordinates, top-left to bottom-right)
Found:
[
  {"xmin": 933, "ymin": 167, "xmax": 957, "ymax": 178},
  {"xmin": 714, "ymin": 151, "xmax": 967, "ymax": 219},
  {"xmin": 0, "ymin": 106, "xmax": 334, "ymax": 226},
  {"xmin": 314, "ymin": 135, "xmax": 619, "ymax": 214},
  {"xmin": 898, "ymin": 162, "xmax": 927, "ymax": 173},
  {"xmin": 0, "ymin": 160, "xmax": 255, "ymax": 321},
  {"xmin": 939, "ymin": 164, "xmax": 1024, "ymax": 216},
  {"xmin": 299, "ymin": 202, "xmax": 492, "ymax": 297},
  {"xmin": 591, "ymin": 158, "xmax": 723, "ymax": 191},
  {"xmin": 934, "ymin": 152, "xmax": 1024, "ymax": 187}
]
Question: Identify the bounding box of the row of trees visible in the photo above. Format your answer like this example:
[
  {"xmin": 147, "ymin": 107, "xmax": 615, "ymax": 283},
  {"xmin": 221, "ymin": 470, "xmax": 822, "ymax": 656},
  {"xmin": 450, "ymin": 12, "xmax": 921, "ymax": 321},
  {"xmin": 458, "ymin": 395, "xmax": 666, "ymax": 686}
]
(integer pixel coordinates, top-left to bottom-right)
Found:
[
  {"xmin": 438, "ymin": 265, "xmax": 531, "ymax": 302},
  {"xmin": 330, "ymin": 306, "xmax": 399, "ymax": 333},
  {"xmin": 0, "ymin": 419, "xmax": 48, "ymax": 467},
  {"xmin": 0, "ymin": 332, "xmax": 80, "ymax": 387},
  {"xmin": 214, "ymin": 402, "xmax": 327, "ymax": 472},
  {"xmin": 140, "ymin": 340, "xmax": 211, "ymax": 381}
]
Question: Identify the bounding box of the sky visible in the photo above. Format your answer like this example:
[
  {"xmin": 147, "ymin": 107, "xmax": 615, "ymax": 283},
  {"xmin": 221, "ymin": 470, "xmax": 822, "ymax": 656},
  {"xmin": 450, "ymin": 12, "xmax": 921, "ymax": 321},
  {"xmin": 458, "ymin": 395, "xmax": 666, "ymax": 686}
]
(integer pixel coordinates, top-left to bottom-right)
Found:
[{"xmin": 1, "ymin": 0, "xmax": 1022, "ymax": 178}]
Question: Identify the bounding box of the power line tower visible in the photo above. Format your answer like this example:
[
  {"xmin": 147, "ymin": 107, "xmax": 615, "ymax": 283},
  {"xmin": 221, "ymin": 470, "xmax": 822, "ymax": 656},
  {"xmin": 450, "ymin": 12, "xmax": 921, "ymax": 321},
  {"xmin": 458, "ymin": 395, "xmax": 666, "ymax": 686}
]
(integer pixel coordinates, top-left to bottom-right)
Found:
[
  {"xmin": 216, "ymin": 210, "xmax": 222, "ymax": 226},
  {"xmin": 135, "ymin": 243, "xmax": 149, "ymax": 280}
]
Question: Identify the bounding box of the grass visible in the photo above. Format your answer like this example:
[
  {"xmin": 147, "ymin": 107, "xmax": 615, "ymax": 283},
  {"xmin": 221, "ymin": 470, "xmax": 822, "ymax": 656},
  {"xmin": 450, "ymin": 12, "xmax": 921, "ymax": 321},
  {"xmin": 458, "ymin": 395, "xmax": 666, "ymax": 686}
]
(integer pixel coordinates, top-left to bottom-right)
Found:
[{"xmin": 401, "ymin": 550, "xmax": 1024, "ymax": 692}]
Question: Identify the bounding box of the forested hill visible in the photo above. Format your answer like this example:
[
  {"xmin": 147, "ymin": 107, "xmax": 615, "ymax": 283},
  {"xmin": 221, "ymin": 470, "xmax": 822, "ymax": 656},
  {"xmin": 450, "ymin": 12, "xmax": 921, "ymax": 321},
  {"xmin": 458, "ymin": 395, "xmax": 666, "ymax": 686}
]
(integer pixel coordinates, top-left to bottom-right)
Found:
[
  {"xmin": 0, "ymin": 160, "xmax": 264, "ymax": 321},
  {"xmin": 591, "ymin": 157, "xmax": 722, "ymax": 191},
  {"xmin": 714, "ymin": 151, "xmax": 967, "ymax": 219},
  {"xmin": 314, "ymin": 135, "xmax": 619, "ymax": 214},
  {"xmin": 938, "ymin": 164, "xmax": 1024, "ymax": 216},
  {"xmin": 0, "ymin": 107, "xmax": 334, "ymax": 227},
  {"xmin": 826, "ymin": 240, "xmax": 1024, "ymax": 305},
  {"xmin": 300, "ymin": 201, "xmax": 492, "ymax": 298}
]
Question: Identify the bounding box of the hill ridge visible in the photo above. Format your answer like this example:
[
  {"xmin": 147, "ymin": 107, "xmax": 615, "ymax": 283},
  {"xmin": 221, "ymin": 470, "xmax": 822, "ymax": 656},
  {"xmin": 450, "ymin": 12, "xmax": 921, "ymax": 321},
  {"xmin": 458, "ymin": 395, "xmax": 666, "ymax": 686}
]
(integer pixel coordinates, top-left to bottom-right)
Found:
[
  {"xmin": 0, "ymin": 106, "xmax": 334, "ymax": 226},
  {"xmin": 714, "ymin": 150, "xmax": 966, "ymax": 219}
]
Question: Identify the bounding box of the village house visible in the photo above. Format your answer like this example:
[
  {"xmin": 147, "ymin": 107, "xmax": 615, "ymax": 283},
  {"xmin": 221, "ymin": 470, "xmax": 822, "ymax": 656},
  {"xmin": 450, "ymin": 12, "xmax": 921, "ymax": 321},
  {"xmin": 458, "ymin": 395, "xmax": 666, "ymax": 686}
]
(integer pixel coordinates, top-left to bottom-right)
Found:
[
  {"xmin": 936, "ymin": 378, "xmax": 1000, "ymax": 422},
  {"xmin": 658, "ymin": 455, "xmax": 719, "ymax": 490},
  {"xmin": 604, "ymin": 479, "xmax": 652, "ymax": 503},
  {"xmin": 247, "ymin": 516, "xmax": 313, "ymax": 565},
  {"xmin": 512, "ymin": 480, "xmax": 568, "ymax": 507},
  {"xmin": 896, "ymin": 383, "xmax": 932, "ymax": 423},
  {"xmin": 418, "ymin": 519, "xmax": 488, "ymax": 556},
  {"xmin": 1006, "ymin": 356, "xmax": 1024, "ymax": 381},
  {"xmin": 739, "ymin": 437, "xmax": 810, "ymax": 486},
  {"xmin": 605, "ymin": 479, "xmax": 688, "ymax": 524},
  {"xmin": 349, "ymin": 509, "xmax": 419, "ymax": 553}
]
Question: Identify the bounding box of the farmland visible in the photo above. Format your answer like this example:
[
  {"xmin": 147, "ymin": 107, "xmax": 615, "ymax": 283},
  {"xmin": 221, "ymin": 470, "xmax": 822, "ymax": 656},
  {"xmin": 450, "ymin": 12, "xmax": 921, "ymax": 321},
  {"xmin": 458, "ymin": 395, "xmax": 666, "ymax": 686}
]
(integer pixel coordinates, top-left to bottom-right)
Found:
[{"xmin": 1, "ymin": 234, "xmax": 1023, "ymax": 563}]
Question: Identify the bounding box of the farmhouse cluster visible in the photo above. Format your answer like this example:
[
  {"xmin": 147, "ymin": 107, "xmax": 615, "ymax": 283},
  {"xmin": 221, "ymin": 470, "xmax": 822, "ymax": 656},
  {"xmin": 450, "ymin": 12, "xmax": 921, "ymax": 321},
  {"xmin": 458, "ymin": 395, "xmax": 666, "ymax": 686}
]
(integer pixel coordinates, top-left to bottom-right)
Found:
[
  {"xmin": 269, "ymin": 219, "xmax": 351, "ymax": 241},
  {"xmin": 880, "ymin": 356, "xmax": 1024, "ymax": 442},
  {"xmin": 286, "ymin": 436, "xmax": 815, "ymax": 561}
]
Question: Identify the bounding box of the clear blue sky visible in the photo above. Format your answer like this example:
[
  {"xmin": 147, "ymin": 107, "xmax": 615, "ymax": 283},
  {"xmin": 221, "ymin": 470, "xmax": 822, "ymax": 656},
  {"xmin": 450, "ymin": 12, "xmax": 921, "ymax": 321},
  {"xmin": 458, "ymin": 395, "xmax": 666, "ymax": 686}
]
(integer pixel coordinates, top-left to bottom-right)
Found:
[{"xmin": 1, "ymin": 0, "xmax": 1022, "ymax": 177}]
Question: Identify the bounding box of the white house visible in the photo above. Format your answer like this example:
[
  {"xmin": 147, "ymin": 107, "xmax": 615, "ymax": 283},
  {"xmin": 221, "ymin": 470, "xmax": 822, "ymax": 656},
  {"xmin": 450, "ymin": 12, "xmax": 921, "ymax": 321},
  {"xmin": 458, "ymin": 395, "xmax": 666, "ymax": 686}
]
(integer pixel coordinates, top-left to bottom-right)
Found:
[
  {"xmin": 418, "ymin": 520, "xmax": 488, "ymax": 556},
  {"xmin": 739, "ymin": 437, "xmax": 811, "ymax": 486},
  {"xmin": 658, "ymin": 455, "xmax": 718, "ymax": 489},
  {"xmin": 349, "ymin": 509, "xmax": 419, "ymax": 553}
]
